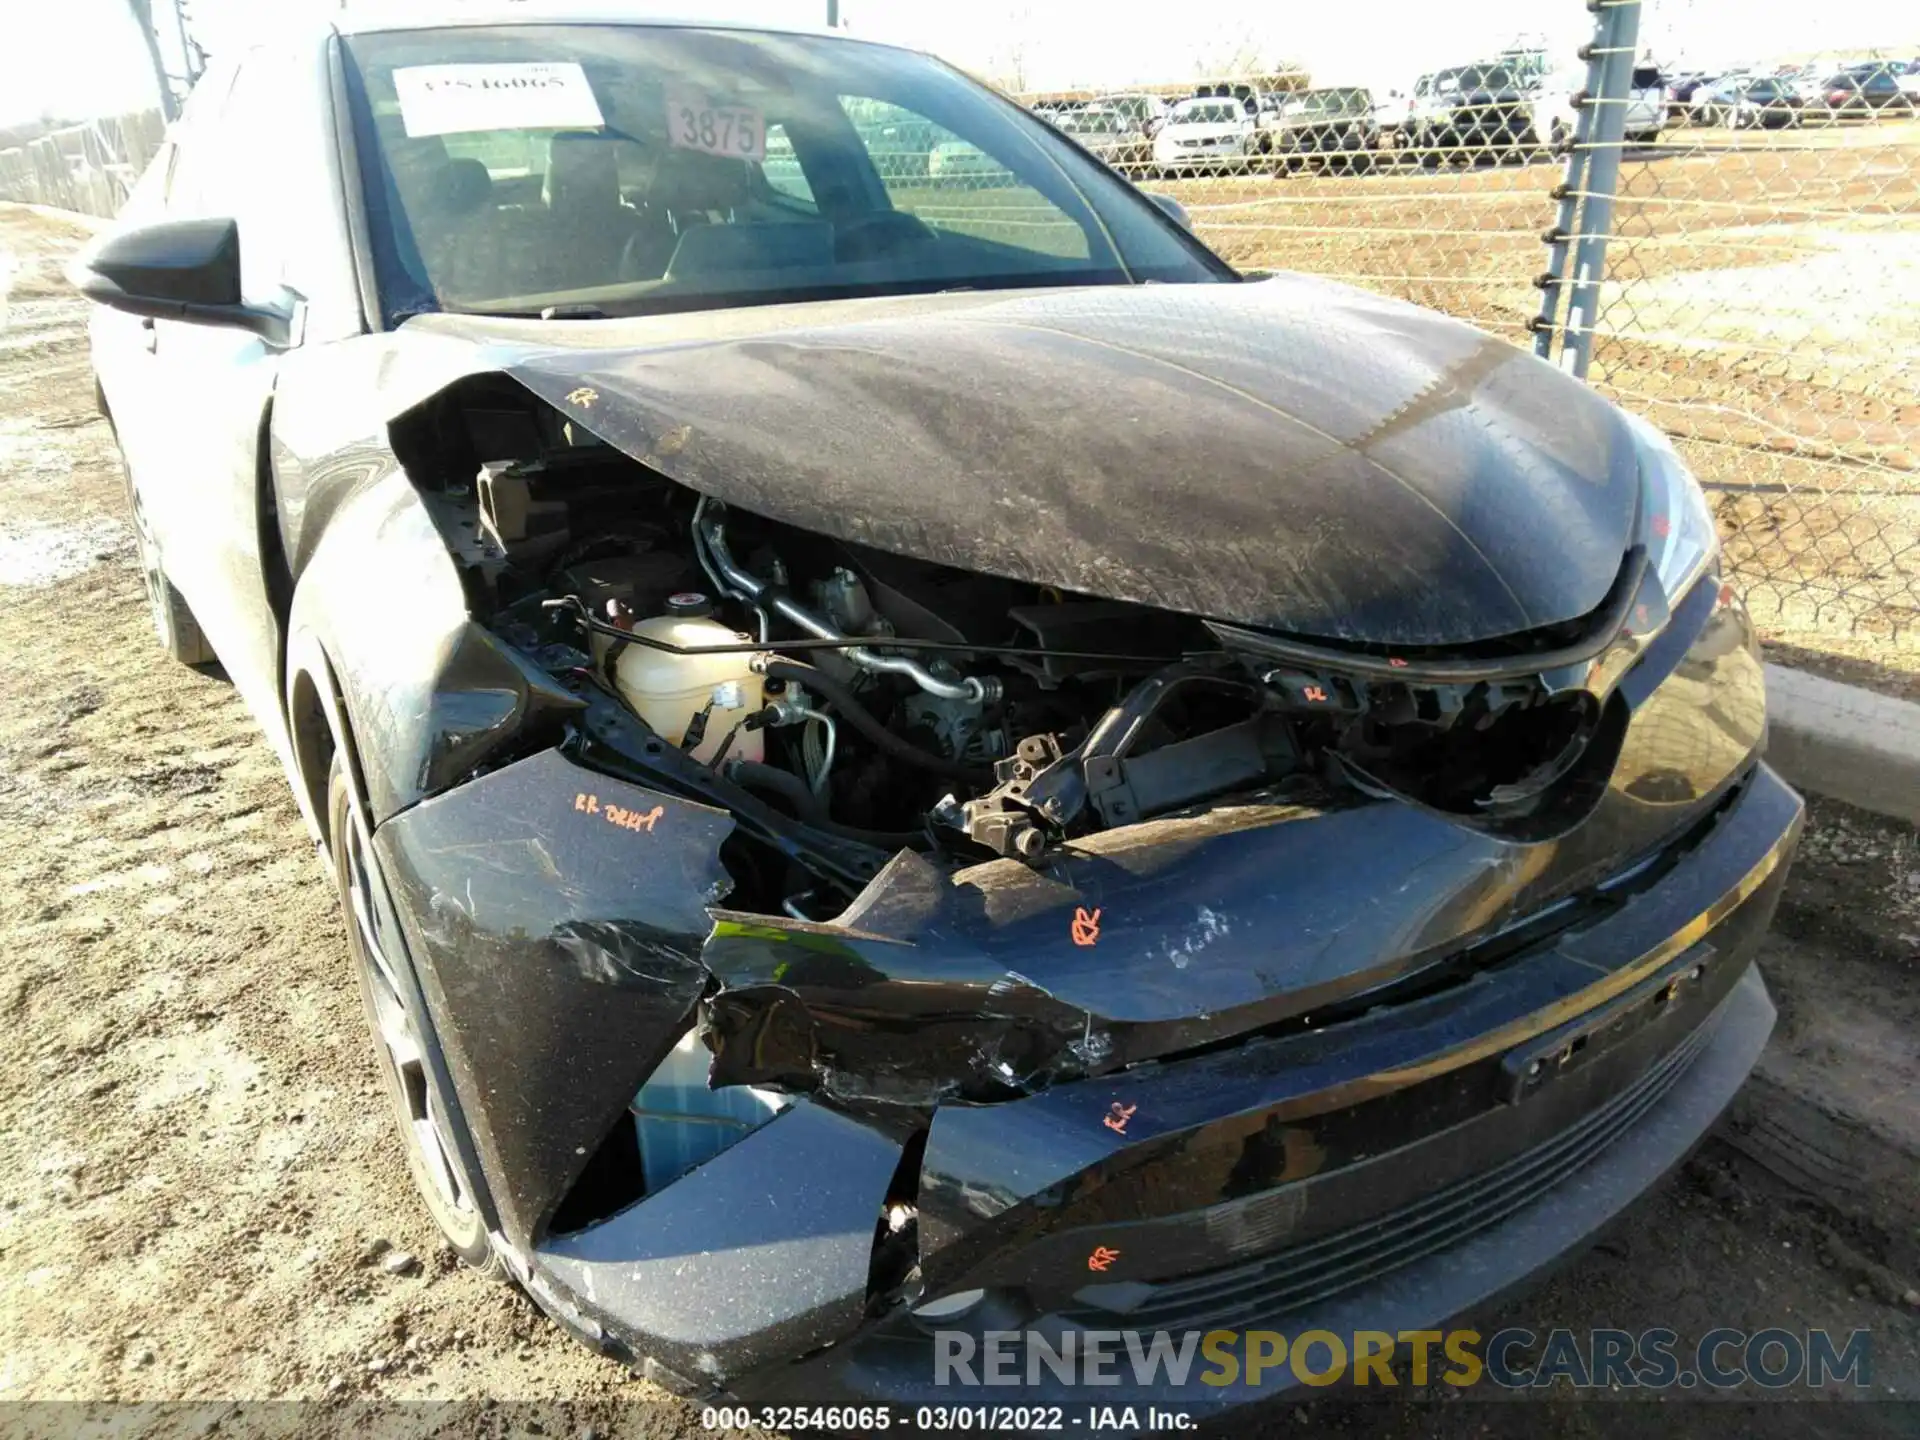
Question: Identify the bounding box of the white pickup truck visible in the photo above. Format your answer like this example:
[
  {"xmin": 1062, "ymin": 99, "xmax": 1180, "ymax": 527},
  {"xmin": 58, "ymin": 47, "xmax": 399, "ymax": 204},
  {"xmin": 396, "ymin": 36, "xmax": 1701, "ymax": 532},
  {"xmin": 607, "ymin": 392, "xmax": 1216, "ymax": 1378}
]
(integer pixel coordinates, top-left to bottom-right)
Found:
[{"xmin": 1529, "ymin": 60, "xmax": 1667, "ymax": 148}]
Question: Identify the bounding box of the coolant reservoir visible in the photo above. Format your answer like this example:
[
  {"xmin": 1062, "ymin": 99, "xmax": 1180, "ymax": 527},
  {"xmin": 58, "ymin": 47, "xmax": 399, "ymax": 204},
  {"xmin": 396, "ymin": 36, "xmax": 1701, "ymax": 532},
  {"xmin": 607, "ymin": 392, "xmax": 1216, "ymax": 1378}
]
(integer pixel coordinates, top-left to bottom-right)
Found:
[{"xmin": 614, "ymin": 614, "xmax": 765, "ymax": 764}]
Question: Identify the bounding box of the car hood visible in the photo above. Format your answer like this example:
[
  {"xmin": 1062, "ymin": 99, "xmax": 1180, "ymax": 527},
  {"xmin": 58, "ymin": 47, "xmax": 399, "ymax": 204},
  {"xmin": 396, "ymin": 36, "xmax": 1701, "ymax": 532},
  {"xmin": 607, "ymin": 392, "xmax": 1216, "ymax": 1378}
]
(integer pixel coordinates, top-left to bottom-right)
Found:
[
  {"xmin": 1160, "ymin": 122, "xmax": 1246, "ymax": 140},
  {"xmin": 1278, "ymin": 110, "xmax": 1364, "ymax": 126},
  {"xmin": 412, "ymin": 276, "xmax": 1640, "ymax": 647}
]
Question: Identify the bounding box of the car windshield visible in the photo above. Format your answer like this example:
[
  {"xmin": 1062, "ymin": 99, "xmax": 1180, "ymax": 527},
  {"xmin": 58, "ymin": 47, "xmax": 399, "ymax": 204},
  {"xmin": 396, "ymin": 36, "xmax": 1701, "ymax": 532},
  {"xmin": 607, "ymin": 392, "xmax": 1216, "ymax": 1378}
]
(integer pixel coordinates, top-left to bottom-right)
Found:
[
  {"xmin": 1059, "ymin": 108, "xmax": 1126, "ymax": 134},
  {"xmin": 1435, "ymin": 66, "xmax": 1515, "ymax": 92},
  {"xmin": 340, "ymin": 25, "xmax": 1225, "ymax": 323},
  {"xmin": 1288, "ymin": 88, "xmax": 1369, "ymax": 116},
  {"xmin": 1170, "ymin": 100, "xmax": 1241, "ymax": 124}
]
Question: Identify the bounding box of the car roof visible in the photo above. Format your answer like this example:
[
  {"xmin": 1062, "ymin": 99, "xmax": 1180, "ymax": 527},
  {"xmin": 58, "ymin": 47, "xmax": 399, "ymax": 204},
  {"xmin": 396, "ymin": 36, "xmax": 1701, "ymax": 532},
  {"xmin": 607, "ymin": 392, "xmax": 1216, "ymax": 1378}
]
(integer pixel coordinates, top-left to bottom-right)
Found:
[{"xmin": 324, "ymin": 2, "xmax": 881, "ymax": 46}]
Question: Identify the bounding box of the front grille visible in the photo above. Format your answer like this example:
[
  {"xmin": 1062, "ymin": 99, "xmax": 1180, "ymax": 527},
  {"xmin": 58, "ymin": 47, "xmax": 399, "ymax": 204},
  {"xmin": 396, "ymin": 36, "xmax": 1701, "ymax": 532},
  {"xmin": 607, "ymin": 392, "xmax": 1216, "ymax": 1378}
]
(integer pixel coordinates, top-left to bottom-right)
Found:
[{"xmin": 1060, "ymin": 1013, "xmax": 1716, "ymax": 1330}]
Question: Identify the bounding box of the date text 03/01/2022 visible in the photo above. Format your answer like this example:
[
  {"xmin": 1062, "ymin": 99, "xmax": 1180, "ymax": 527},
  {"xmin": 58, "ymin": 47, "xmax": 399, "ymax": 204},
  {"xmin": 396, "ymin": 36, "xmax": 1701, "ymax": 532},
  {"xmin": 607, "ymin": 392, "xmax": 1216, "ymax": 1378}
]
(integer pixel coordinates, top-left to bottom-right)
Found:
[{"xmin": 700, "ymin": 1406, "xmax": 1192, "ymax": 1432}]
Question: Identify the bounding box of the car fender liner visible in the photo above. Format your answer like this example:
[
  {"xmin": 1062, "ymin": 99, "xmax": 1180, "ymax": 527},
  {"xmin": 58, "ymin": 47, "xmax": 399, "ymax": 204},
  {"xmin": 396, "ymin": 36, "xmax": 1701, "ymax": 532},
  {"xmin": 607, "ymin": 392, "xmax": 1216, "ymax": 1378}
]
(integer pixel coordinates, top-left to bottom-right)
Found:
[{"xmin": 373, "ymin": 748, "xmax": 734, "ymax": 1247}]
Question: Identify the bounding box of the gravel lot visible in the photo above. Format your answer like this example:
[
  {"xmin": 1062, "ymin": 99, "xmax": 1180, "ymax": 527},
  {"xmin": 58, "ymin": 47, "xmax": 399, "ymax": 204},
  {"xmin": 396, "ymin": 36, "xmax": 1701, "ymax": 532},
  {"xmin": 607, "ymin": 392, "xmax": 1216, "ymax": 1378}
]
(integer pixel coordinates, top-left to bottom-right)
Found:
[{"xmin": 1, "ymin": 202, "xmax": 1916, "ymax": 1436}]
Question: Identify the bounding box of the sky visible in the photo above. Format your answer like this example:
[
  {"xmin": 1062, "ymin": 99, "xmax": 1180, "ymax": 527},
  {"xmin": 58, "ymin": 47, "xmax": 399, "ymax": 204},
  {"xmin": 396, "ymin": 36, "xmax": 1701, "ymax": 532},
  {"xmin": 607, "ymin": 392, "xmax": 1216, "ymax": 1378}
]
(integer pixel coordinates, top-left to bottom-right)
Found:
[{"xmin": 3, "ymin": 0, "xmax": 1916, "ymax": 128}]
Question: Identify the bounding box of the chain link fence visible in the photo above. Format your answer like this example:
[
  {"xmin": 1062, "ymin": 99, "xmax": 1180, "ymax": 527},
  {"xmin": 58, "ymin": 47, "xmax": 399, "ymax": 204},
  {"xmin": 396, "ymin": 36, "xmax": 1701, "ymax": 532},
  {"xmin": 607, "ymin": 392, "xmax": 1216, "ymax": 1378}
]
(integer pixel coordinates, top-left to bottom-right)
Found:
[
  {"xmin": 1007, "ymin": 0, "xmax": 1917, "ymax": 683},
  {"xmin": 1577, "ymin": 3, "xmax": 1920, "ymax": 682},
  {"xmin": 3, "ymin": 5, "xmax": 1915, "ymax": 682},
  {"xmin": 0, "ymin": 112, "xmax": 166, "ymax": 219}
]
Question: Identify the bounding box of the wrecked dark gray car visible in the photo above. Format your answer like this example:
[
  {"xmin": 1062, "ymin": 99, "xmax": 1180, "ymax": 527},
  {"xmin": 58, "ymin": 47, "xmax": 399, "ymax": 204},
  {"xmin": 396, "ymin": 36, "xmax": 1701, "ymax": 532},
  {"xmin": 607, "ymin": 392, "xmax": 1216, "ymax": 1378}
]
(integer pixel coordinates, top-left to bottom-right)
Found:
[{"xmin": 78, "ymin": 8, "xmax": 1800, "ymax": 1412}]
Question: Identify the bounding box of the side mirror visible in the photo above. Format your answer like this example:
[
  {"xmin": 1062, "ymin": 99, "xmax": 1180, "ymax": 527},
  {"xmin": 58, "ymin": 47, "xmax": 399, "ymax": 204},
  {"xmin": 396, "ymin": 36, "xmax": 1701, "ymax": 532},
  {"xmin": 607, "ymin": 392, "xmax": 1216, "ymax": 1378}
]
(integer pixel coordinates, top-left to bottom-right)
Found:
[
  {"xmin": 76, "ymin": 218, "xmax": 292, "ymax": 345},
  {"xmin": 1145, "ymin": 192, "xmax": 1192, "ymax": 231}
]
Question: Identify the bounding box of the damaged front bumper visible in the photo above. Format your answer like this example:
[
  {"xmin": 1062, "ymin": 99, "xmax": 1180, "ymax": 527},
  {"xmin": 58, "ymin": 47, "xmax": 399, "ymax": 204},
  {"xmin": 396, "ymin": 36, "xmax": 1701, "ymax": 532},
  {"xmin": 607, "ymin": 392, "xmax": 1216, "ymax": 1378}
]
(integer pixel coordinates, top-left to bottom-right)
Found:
[{"xmin": 368, "ymin": 577, "xmax": 1800, "ymax": 1404}]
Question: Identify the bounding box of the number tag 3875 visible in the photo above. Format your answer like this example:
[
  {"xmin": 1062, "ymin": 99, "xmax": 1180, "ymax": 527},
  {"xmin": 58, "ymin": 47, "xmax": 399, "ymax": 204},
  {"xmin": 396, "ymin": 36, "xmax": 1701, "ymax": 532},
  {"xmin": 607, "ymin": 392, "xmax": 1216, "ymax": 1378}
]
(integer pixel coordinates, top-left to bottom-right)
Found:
[{"xmin": 665, "ymin": 87, "xmax": 766, "ymax": 162}]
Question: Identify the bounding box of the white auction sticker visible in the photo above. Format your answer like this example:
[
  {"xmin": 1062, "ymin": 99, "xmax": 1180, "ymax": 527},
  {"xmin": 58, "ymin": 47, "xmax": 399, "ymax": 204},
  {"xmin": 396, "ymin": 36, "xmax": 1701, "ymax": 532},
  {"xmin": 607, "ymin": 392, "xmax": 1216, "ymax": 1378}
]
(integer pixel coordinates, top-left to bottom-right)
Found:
[
  {"xmin": 393, "ymin": 62, "xmax": 606, "ymax": 138},
  {"xmin": 663, "ymin": 86, "xmax": 767, "ymax": 163}
]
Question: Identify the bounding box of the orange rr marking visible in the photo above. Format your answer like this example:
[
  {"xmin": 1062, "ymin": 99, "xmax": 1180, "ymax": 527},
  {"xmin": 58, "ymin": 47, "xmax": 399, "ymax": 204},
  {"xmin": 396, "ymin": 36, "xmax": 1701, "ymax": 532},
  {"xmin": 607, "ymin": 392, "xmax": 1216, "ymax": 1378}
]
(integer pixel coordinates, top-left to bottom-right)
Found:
[
  {"xmin": 1087, "ymin": 1245, "xmax": 1121, "ymax": 1273},
  {"xmin": 1103, "ymin": 1102, "xmax": 1136, "ymax": 1135},
  {"xmin": 575, "ymin": 793, "xmax": 664, "ymax": 835}
]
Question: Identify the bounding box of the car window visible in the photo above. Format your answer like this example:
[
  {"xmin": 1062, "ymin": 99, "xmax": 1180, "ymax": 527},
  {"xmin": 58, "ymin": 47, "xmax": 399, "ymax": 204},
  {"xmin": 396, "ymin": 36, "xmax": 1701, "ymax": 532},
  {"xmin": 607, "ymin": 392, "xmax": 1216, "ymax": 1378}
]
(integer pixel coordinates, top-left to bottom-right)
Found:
[
  {"xmin": 162, "ymin": 61, "xmax": 241, "ymax": 215},
  {"xmin": 340, "ymin": 25, "xmax": 1222, "ymax": 322},
  {"xmin": 852, "ymin": 98, "xmax": 1090, "ymax": 262},
  {"xmin": 1171, "ymin": 100, "xmax": 1241, "ymax": 124},
  {"xmin": 1291, "ymin": 88, "xmax": 1368, "ymax": 116},
  {"xmin": 1435, "ymin": 66, "xmax": 1515, "ymax": 92},
  {"xmin": 760, "ymin": 123, "xmax": 814, "ymax": 206},
  {"xmin": 165, "ymin": 51, "xmax": 295, "ymax": 298}
]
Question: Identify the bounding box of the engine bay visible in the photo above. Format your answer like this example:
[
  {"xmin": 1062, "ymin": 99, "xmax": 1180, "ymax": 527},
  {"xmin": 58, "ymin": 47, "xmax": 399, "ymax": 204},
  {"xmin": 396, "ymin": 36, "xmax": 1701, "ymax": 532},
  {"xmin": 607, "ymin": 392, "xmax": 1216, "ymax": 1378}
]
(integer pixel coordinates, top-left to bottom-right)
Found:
[{"xmin": 394, "ymin": 382, "xmax": 1630, "ymax": 915}]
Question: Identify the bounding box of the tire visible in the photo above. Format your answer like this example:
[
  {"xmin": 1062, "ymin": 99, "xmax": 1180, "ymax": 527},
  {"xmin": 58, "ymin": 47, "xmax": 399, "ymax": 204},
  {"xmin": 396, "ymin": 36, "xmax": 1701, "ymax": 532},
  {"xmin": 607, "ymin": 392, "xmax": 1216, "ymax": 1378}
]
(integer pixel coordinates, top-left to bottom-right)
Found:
[
  {"xmin": 329, "ymin": 756, "xmax": 507, "ymax": 1282},
  {"xmin": 124, "ymin": 470, "xmax": 216, "ymax": 667}
]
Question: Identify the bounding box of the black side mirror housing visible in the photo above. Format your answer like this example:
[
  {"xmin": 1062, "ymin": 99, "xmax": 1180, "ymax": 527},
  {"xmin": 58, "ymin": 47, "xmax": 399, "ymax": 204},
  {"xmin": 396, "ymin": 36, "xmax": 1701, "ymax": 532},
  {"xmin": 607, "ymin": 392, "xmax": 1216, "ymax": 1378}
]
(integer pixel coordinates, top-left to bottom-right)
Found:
[
  {"xmin": 77, "ymin": 218, "xmax": 292, "ymax": 345},
  {"xmin": 1145, "ymin": 192, "xmax": 1193, "ymax": 231}
]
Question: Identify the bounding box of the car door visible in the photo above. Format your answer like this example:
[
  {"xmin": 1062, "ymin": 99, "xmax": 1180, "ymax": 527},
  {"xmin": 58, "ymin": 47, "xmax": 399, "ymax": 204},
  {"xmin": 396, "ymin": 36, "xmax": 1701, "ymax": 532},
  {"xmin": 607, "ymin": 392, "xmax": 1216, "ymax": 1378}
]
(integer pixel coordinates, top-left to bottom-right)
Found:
[
  {"xmin": 136, "ymin": 43, "xmax": 331, "ymax": 729},
  {"xmin": 89, "ymin": 134, "xmax": 179, "ymax": 466}
]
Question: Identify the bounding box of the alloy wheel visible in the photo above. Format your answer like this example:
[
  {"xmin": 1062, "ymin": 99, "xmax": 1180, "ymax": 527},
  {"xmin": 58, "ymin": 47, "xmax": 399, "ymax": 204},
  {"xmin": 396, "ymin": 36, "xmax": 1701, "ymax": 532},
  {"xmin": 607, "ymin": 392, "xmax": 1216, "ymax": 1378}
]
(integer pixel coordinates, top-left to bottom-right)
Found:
[{"xmin": 340, "ymin": 805, "xmax": 473, "ymax": 1224}]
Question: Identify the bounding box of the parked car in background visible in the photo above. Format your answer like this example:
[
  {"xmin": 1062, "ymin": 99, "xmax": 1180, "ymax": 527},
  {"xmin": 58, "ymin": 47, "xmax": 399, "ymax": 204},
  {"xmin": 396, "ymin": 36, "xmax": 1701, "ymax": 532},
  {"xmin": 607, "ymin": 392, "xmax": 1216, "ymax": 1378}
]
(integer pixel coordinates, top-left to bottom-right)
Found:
[
  {"xmin": 1624, "ymin": 63, "xmax": 1668, "ymax": 143},
  {"xmin": 925, "ymin": 137, "xmax": 1002, "ymax": 179},
  {"xmin": 1409, "ymin": 64, "xmax": 1534, "ymax": 162},
  {"xmin": 1053, "ymin": 104, "xmax": 1152, "ymax": 169},
  {"xmin": 845, "ymin": 98, "xmax": 938, "ymax": 179},
  {"xmin": 1816, "ymin": 67, "xmax": 1915, "ymax": 117},
  {"xmin": 1194, "ymin": 80, "xmax": 1261, "ymax": 114},
  {"xmin": 1374, "ymin": 83, "xmax": 1415, "ymax": 144},
  {"xmin": 1708, "ymin": 75, "xmax": 1804, "ymax": 129},
  {"xmin": 1525, "ymin": 62, "xmax": 1584, "ymax": 152},
  {"xmin": 1152, "ymin": 94, "xmax": 1258, "ymax": 174},
  {"xmin": 1263, "ymin": 86, "xmax": 1378, "ymax": 172},
  {"xmin": 1097, "ymin": 92, "xmax": 1170, "ymax": 138},
  {"xmin": 1029, "ymin": 99, "xmax": 1089, "ymax": 127},
  {"xmin": 1664, "ymin": 71, "xmax": 1713, "ymax": 117}
]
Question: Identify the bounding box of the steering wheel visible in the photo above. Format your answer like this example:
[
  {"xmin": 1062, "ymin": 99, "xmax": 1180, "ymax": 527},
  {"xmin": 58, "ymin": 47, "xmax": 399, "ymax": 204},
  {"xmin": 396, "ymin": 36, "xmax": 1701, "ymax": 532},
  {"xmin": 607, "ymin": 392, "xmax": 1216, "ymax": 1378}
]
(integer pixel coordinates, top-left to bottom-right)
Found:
[{"xmin": 834, "ymin": 209, "xmax": 936, "ymax": 262}]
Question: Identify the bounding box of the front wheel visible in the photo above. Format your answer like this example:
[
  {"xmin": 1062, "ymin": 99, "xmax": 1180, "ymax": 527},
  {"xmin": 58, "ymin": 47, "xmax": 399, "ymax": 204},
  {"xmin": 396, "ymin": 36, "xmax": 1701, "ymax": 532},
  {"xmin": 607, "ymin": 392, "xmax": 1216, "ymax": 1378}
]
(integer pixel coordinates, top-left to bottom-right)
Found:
[
  {"xmin": 125, "ymin": 472, "xmax": 215, "ymax": 667},
  {"xmin": 330, "ymin": 757, "xmax": 506, "ymax": 1281}
]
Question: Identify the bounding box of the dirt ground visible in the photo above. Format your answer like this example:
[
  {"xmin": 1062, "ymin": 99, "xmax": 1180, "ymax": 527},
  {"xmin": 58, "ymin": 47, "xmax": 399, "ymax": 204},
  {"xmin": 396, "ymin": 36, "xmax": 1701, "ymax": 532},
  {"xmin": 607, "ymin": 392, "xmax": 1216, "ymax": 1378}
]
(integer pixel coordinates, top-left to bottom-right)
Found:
[{"xmin": 1, "ymin": 202, "xmax": 1917, "ymax": 1438}]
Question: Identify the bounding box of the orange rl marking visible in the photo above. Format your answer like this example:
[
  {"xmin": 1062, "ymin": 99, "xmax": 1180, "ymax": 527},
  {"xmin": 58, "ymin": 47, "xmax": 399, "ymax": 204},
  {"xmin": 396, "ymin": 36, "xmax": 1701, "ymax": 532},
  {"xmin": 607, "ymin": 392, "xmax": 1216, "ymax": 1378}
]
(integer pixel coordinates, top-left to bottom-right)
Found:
[
  {"xmin": 1071, "ymin": 906, "xmax": 1102, "ymax": 947},
  {"xmin": 1087, "ymin": 1245, "xmax": 1121, "ymax": 1273},
  {"xmin": 1650, "ymin": 513, "xmax": 1671, "ymax": 538},
  {"xmin": 1387, "ymin": 657, "xmax": 1408, "ymax": 669},
  {"xmin": 1302, "ymin": 685, "xmax": 1328, "ymax": 703},
  {"xmin": 1103, "ymin": 1102, "xmax": 1136, "ymax": 1135}
]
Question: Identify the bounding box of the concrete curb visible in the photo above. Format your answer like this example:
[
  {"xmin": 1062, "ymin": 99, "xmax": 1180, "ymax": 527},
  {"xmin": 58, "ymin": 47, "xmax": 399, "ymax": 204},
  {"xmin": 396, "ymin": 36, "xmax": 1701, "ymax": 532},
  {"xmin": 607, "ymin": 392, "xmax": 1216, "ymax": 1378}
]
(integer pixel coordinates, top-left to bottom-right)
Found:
[{"xmin": 1766, "ymin": 663, "xmax": 1920, "ymax": 826}]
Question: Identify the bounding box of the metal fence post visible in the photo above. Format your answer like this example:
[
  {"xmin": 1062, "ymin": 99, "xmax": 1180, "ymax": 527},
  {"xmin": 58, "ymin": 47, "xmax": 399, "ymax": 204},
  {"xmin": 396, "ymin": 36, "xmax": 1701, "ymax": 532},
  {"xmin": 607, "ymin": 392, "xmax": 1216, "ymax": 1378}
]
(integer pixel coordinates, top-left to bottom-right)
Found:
[
  {"xmin": 1532, "ymin": 14, "xmax": 1610, "ymax": 363},
  {"xmin": 1559, "ymin": 0, "xmax": 1641, "ymax": 379}
]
